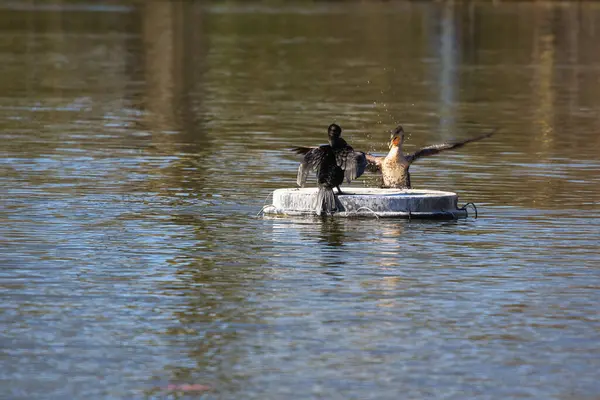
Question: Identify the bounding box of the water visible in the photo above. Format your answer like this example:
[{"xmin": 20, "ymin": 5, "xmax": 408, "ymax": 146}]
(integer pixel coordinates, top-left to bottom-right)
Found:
[{"xmin": 1, "ymin": 1, "xmax": 600, "ymax": 399}]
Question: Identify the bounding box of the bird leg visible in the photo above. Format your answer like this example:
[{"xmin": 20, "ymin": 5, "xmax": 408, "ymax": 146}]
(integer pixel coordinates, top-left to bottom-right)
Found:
[{"xmin": 336, "ymin": 186, "xmax": 344, "ymax": 195}]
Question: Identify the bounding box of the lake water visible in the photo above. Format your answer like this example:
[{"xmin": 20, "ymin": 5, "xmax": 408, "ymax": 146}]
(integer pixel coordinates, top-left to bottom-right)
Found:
[{"xmin": 1, "ymin": 1, "xmax": 600, "ymax": 399}]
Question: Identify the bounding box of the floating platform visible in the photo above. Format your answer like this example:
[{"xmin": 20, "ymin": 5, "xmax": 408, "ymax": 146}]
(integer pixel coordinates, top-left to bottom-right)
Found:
[{"xmin": 261, "ymin": 188, "xmax": 470, "ymax": 219}]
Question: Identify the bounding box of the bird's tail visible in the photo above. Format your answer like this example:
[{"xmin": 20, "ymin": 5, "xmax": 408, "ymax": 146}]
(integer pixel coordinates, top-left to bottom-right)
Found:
[{"xmin": 313, "ymin": 187, "xmax": 337, "ymax": 216}]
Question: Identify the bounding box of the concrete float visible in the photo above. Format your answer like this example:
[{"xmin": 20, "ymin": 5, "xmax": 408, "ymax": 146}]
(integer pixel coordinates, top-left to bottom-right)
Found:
[{"xmin": 261, "ymin": 187, "xmax": 471, "ymax": 219}]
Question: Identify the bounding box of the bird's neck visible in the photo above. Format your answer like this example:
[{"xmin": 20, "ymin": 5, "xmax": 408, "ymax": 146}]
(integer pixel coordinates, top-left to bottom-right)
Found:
[
  {"xmin": 330, "ymin": 137, "xmax": 347, "ymax": 148},
  {"xmin": 388, "ymin": 145, "xmax": 403, "ymax": 159}
]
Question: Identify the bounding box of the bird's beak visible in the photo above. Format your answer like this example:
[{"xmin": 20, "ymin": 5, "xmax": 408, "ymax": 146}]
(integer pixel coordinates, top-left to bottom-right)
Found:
[
  {"xmin": 388, "ymin": 133, "xmax": 404, "ymax": 149},
  {"xmin": 388, "ymin": 125, "xmax": 405, "ymax": 149}
]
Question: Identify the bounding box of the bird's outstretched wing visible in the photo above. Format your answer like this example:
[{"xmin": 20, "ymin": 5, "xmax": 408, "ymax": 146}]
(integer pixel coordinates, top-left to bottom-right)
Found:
[
  {"xmin": 290, "ymin": 146, "xmax": 316, "ymax": 155},
  {"xmin": 364, "ymin": 153, "xmax": 383, "ymax": 173},
  {"xmin": 406, "ymin": 128, "xmax": 498, "ymax": 163},
  {"xmin": 293, "ymin": 145, "xmax": 367, "ymax": 184},
  {"xmin": 340, "ymin": 150, "xmax": 367, "ymax": 182},
  {"xmin": 296, "ymin": 146, "xmax": 328, "ymax": 187}
]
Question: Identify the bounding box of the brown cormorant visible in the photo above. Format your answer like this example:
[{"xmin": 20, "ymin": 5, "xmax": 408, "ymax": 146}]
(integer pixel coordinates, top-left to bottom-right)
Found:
[
  {"xmin": 293, "ymin": 124, "xmax": 367, "ymax": 215},
  {"xmin": 365, "ymin": 125, "xmax": 498, "ymax": 188}
]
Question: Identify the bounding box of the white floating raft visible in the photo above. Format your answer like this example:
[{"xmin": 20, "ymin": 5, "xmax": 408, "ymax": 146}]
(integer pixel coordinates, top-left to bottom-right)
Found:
[{"xmin": 261, "ymin": 187, "xmax": 470, "ymax": 219}]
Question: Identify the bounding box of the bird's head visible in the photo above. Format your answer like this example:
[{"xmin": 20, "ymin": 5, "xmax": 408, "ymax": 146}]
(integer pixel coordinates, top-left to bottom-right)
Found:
[
  {"xmin": 389, "ymin": 125, "xmax": 405, "ymax": 149},
  {"xmin": 328, "ymin": 123, "xmax": 342, "ymax": 141}
]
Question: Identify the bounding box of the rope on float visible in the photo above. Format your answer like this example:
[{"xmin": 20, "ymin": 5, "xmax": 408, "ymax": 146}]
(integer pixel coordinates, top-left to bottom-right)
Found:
[
  {"xmin": 352, "ymin": 206, "xmax": 381, "ymax": 220},
  {"xmin": 256, "ymin": 190, "xmax": 275, "ymax": 217},
  {"xmin": 459, "ymin": 202, "xmax": 478, "ymax": 219},
  {"xmin": 256, "ymin": 205, "xmax": 269, "ymax": 217}
]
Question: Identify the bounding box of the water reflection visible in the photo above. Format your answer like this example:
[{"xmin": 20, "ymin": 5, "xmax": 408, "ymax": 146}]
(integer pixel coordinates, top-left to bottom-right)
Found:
[
  {"xmin": 318, "ymin": 219, "xmax": 346, "ymax": 249},
  {"xmin": 139, "ymin": 2, "xmax": 207, "ymax": 135}
]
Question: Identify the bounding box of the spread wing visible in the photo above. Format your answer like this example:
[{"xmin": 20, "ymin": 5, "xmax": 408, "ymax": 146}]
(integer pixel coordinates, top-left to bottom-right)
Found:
[
  {"xmin": 406, "ymin": 128, "xmax": 498, "ymax": 163},
  {"xmin": 342, "ymin": 151, "xmax": 368, "ymax": 182},
  {"xmin": 334, "ymin": 146, "xmax": 352, "ymax": 171},
  {"xmin": 365, "ymin": 153, "xmax": 383, "ymax": 173},
  {"xmin": 296, "ymin": 146, "xmax": 328, "ymax": 187},
  {"xmin": 333, "ymin": 145, "xmax": 368, "ymax": 183},
  {"xmin": 293, "ymin": 145, "xmax": 367, "ymax": 184},
  {"xmin": 290, "ymin": 146, "xmax": 316, "ymax": 155}
]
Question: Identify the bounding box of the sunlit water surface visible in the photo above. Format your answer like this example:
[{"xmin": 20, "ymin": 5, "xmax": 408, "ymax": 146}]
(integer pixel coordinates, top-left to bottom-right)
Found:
[{"xmin": 1, "ymin": 1, "xmax": 600, "ymax": 399}]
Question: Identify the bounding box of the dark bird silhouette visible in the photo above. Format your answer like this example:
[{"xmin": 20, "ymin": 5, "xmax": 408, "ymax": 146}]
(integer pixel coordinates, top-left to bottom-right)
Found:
[
  {"xmin": 365, "ymin": 125, "xmax": 498, "ymax": 188},
  {"xmin": 292, "ymin": 123, "xmax": 367, "ymax": 215}
]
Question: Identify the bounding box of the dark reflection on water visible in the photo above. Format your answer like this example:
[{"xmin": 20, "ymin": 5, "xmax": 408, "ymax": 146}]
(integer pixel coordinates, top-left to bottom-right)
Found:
[{"xmin": 1, "ymin": 1, "xmax": 600, "ymax": 399}]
